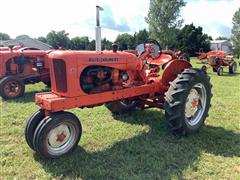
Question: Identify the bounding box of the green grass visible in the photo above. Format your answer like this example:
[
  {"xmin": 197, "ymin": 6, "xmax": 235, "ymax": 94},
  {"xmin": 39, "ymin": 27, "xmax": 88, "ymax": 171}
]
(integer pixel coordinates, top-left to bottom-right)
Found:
[{"xmin": 1, "ymin": 58, "xmax": 240, "ymax": 179}]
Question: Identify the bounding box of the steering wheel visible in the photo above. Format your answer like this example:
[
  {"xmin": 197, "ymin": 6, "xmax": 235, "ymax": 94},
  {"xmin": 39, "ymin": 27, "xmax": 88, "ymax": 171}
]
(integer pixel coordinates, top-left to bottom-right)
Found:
[
  {"xmin": 144, "ymin": 39, "xmax": 161, "ymax": 49},
  {"xmin": 135, "ymin": 39, "xmax": 162, "ymax": 59},
  {"xmin": 144, "ymin": 39, "xmax": 161, "ymax": 59}
]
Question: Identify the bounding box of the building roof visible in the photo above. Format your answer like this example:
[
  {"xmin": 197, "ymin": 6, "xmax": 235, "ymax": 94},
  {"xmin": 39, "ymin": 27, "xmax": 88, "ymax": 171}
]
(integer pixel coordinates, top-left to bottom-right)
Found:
[
  {"xmin": 0, "ymin": 37, "xmax": 52, "ymax": 50},
  {"xmin": 210, "ymin": 40, "xmax": 229, "ymax": 44}
]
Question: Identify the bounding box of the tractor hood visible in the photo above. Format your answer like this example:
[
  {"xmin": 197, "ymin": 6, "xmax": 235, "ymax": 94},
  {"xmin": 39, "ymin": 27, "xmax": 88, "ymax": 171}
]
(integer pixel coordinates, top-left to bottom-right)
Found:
[
  {"xmin": 49, "ymin": 50, "xmax": 142, "ymax": 70},
  {"xmin": 48, "ymin": 50, "xmax": 143, "ymax": 97}
]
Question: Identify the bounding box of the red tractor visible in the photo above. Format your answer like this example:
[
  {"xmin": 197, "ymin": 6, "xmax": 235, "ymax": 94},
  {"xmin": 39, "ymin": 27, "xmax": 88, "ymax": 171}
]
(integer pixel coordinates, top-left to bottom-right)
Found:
[
  {"xmin": 24, "ymin": 39, "xmax": 212, "ymax": 158},
  {"xmin": 197, "ymin": 50, "xmax": 237, "ymax": 76},
  {"xmin": 24, "ymin": 6, "xmax": 212, "ymax": 158},
  {"xmin": 0, "ymin": 46, "xmax": 51, "ymax": 99}
]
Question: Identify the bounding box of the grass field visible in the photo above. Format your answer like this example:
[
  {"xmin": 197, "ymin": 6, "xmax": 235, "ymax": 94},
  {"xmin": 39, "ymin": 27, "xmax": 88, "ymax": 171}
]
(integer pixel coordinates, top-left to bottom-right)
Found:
[{"xmin": 0, "ymin": 58, "xmax": 240, "ymax": 179}]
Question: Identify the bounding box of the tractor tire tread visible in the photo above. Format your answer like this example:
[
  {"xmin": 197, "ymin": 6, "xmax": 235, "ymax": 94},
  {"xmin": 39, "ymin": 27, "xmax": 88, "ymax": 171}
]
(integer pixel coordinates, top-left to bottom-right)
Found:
[{"xmin": 164, "ymin": 68, "xmax": 212, "ymax": 135}]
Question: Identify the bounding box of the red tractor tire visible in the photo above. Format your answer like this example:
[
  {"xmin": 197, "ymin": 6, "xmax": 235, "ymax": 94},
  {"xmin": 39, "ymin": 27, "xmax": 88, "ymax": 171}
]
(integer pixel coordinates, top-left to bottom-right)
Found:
[
  {"xmin": 0, "ymin": 76, "xmax": 25, "ymax": 99},
  {"xmin": 164, "ymin": 68, "xmax": 212, "ymax": 135},
  {"xmin": 229, "ymin": 61, "xmax": 237, "ymax": 74}
]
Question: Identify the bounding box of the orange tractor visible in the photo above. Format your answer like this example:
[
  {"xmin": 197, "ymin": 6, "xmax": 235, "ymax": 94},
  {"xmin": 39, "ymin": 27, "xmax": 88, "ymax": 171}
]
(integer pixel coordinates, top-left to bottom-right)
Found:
[
  {"xmin": 0, "ymin": 46, "xmax": 51, "ymax": 99},
  {"xmin": 197, "ymin": 50, "xmax": 237, "ymax": 76},
  {"xmin": 24, "ymin": 6, "xmax": 212, "ymax": 158}
]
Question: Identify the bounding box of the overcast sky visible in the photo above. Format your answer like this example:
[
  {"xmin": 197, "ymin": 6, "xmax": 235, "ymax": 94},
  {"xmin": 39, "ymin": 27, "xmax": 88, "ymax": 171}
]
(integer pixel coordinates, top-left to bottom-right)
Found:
[{"xmin": 0, "ymin": 0, "xmax": 239, "ymax": 41}]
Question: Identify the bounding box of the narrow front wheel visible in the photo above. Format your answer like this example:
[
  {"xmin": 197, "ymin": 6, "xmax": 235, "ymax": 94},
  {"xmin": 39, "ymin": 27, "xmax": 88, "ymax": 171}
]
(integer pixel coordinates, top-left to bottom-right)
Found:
[
  {"xmin": 33, "ymin": 111, "xmax": 82, "ymax": 158},
  {"xmin": 25, "ymin": 109, "xmax": 45, "ymax": 150}
]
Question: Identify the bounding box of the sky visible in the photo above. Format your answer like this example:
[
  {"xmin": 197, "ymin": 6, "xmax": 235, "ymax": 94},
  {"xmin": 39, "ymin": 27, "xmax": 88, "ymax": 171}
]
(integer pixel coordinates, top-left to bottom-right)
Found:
[{"xmin": 0, "ymin": 0, "xmax": 239, "ymax": 41}]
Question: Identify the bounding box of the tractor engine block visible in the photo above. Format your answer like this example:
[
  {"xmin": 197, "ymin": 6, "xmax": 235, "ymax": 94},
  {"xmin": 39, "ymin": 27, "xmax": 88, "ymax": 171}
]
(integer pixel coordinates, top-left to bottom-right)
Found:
[{"xmin": 80, "ymin": 66, "xmax": 126, "ymax": 94}]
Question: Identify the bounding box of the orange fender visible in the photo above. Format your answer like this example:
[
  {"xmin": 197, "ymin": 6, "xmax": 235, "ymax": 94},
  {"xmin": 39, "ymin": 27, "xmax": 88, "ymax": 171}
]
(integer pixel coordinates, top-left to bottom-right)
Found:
[{"xmin": 162, "ymin": 60, "xmax": 192, "ymax": 86}]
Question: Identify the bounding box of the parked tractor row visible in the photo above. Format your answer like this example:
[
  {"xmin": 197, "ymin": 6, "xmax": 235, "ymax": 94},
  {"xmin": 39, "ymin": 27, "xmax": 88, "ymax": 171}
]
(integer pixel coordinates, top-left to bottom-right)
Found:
[
  {"xmin": 197, "ymin": 50, "xmax": 238, "ymax": 76},
  {"xmin": 0, "ymin": 43, "xmax": 190, "ymax": 99}
]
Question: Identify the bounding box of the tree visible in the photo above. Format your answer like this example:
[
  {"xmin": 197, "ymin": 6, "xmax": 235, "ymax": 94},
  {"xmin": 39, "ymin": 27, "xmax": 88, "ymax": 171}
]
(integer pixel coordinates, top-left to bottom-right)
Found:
[
  {"xmin": 37, "ymin": 36, "xmax": 47, "ymax": 43},
  {"xmin": 176, "ymin": 24, "xmax": 211, "ymax": 56},
  {"xmin": 88, "ymin": 40, "xmax": 96, "ymax": 50},
  {"xmin": 0, "ymin": 32, "xmax": 11, "ymax": 41},
  {"xmin": 102, "ymin": 38, "xmax": 112, "ymax": 50},
  {"xmin": 70, "ymin": 36, "xmax": 90, "ymax": 50},
  {"xmin": 133, "ymin": 29, "xmax": 149, "ymax": 46},
  {"xmin": 46, "ymin": 30, "xmax": 70, "ymax": 49},
  {"xmin": 16, "ymin": 34, "xmax": 30, "ymax": 39},
  {"xmin": 146, "ymin": 0, "xmax": 186, "ymax": 49},
  {"xmin": 231, "ymin": 8, "xmax": 240, "ymax": 56},
  {"xmin": 215, "ymin": 36, "xmax": 230, "ymax": 41},
  {"xmin": 115, "ymin": 33, "xmax": 135, "ymax": 50}
]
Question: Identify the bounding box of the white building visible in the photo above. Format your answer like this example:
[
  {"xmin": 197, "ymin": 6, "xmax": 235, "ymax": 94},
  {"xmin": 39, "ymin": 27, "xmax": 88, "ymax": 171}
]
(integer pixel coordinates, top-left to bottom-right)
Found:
[{"xmin": 210, "ymin": 40, "xmax": 232, "ymax": 52}]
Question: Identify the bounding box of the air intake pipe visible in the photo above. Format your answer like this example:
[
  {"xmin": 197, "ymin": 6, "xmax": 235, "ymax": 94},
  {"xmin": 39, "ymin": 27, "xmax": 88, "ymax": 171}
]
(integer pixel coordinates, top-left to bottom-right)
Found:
[{"xmin": 96, "ymin": 5, "xmax": 104, "ymax": 53}]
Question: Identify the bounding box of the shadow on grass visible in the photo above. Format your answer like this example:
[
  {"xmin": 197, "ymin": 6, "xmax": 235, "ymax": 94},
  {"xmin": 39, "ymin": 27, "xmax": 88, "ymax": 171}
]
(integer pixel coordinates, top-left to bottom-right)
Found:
[
  {"xmin": 34, "ymin": 110, "xmax": 240, "ymax": 179},
  {"xmin": 221, "ymin": 72, "xmax": 240, "ymax": 77}
]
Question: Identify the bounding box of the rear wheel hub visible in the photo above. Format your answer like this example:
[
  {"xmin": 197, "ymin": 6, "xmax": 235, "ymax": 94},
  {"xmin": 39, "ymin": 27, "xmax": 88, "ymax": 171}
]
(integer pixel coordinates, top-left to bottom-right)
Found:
[
  {"xmin": 4, "ymin": 81, "xmax": 21, "ymax": 97},
  {"xmin": 185, "ymin": 83, "xmax": 207, "ymax": 126}
]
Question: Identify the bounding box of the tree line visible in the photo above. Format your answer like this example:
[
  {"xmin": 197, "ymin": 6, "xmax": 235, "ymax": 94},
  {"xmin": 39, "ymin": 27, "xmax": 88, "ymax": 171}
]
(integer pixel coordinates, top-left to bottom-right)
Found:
[
  {"xmin": 0, "ymin": 0, "xmax": 239, "ymax": 56},
  {"xmin": 146, "ymin": 0, "xmax": 239, "ymax": 57},
  {"xmin": 0, "ymin": 24, "xmax": 212, "ymax": 56}
]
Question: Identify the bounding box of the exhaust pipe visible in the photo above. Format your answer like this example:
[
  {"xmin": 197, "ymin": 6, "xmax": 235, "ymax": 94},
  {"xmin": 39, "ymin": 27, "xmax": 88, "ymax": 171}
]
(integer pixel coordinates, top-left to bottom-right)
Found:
[{"xmin": 96, "ymin": 5, "xmax": 104, "ymax": 52}]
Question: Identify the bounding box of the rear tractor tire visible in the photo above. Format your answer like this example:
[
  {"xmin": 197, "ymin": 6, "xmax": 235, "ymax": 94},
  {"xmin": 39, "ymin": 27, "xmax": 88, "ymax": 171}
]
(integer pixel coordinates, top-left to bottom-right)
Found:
[
  {"xmin": 229, "ymin": 61, "xmax": 237, "ymax": 74},
  {"xmin": 164, "ymin": 68, "xmax": 212, "ymax": 135},
  {"xmin": 217, "ymin": 66, "xmax": 223, "ymax": 76},
  {"xmin": 105, "ymin": 99, "xmax": 139, "ymax": 115},
  {"xmin": 0, "ymin": 76, "xmax": 25, "ymax": 99},
  {"xmin": 32, "ymin": 111, "xmax": 82, "ymax": 158}
]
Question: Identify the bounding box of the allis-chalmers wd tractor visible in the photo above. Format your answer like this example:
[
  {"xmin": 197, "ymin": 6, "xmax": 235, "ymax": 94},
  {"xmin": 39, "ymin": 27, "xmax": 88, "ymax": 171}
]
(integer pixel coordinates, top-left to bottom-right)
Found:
[
  {"xmin": 24, "ymin": 39, "xmax": 212, "ymax": 158},
  {"xmin": 0, "ymin": 46, "xmax": 51, "ymax": 99},
  {"xmin": 197, "ymin": 50, "xmax": 237, "ymax": 76},
  {"xmin": 24, "ymin": 6, "xmax": 212, "ymax": 158}
]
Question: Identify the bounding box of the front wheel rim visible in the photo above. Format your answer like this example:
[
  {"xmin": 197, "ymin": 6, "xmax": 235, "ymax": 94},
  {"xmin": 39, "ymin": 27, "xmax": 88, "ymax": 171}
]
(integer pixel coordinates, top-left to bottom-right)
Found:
[
  {"xmin": 185, "ymin": 83, "xmax": 207, "ymax": 126},
  {"xmin": 46, "ymin": 122, "xmax": 77, "ymax": 156}
]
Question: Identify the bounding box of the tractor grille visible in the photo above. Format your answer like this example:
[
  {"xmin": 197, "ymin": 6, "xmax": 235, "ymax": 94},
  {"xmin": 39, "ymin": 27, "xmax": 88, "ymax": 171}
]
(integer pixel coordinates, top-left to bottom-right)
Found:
[{"xmin": 53, "ymin": 59, "xmax": 67, "ymax": 93}]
